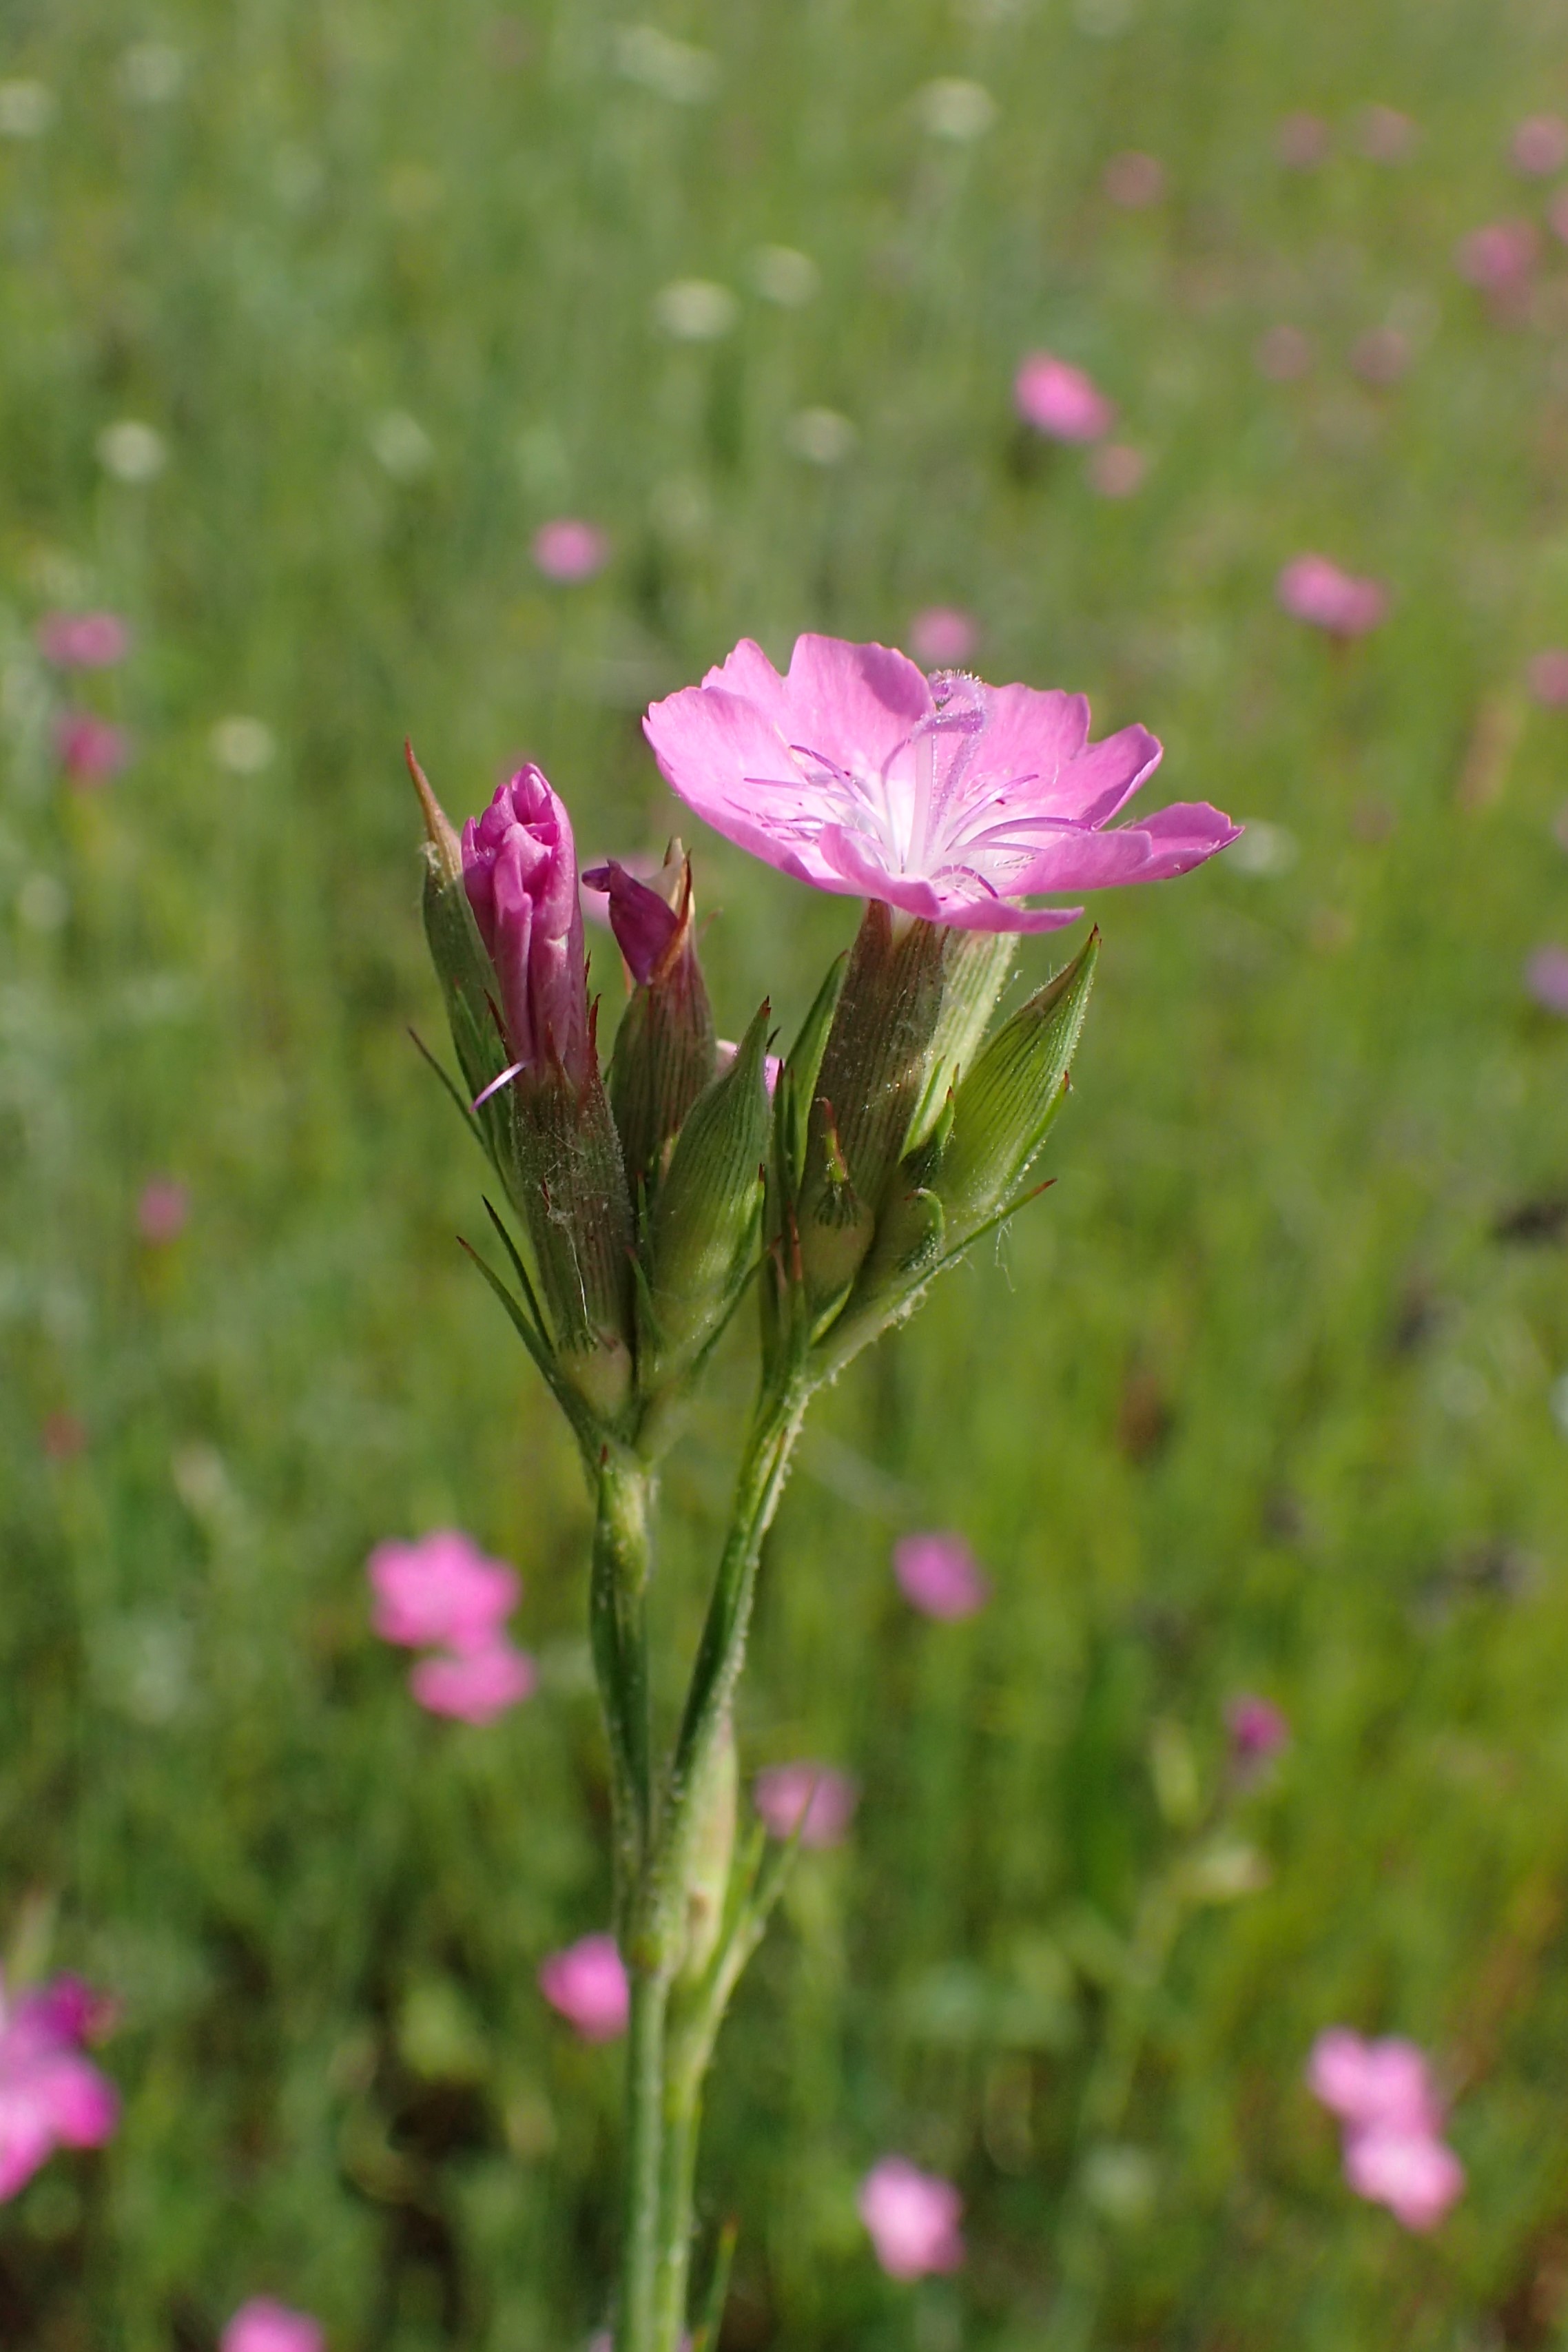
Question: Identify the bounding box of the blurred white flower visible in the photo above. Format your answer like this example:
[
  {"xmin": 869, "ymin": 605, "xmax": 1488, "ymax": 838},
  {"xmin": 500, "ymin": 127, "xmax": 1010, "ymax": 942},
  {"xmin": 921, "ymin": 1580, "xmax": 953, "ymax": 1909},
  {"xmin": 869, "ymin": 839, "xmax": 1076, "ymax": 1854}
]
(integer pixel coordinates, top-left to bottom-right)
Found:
[
  {"xmin": 370, "ymin": 411, "xmax": 435, "ymax": 480},
  {"xmin": 1081, "ymin": 2144, "xmax": 1158, "ymax": 2225},
  {"xmin": 210, "ymin": 716, "xmax": 275, "ymax": 774},
  {"xmin": 96, "ymin": 420, "xmax": 167, "ymax": 482},
  {"xmin": 914, "ymin": 79, "xmax": 997, "ymax": 141},
  {"xmin": 786, "ymin": 408, "xmax": 856, "ymax": 464},
  {"xmin": 1226, "ymin": 821, "xmax": 1298, "ymax": 877},
  {"xmin": 614, "ymin": 25, "xmax": 719, "ymax": 103},
  {"xmin": 752, "ymin": 245, "xmax": 819, "ymax": 306},
  {"xmin": 652, "ymin": 279, "xmax": 738, "ymax": 341},
  {"xmin": 0, "ymin": 80, "xmax": 55, "ymax": 138},
  {"xmin": 117, "ymin": 43, "xmax": 185, "ymax": 105}
]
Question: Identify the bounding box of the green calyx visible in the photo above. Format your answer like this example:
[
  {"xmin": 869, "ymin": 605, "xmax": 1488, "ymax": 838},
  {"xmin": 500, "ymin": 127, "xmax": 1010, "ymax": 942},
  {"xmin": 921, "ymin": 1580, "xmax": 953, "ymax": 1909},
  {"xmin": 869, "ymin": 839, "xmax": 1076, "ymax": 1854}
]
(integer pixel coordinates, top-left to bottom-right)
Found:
[{"xmin": 643, "ymin": 1001, "xmax": 772, "ymax": 1390}]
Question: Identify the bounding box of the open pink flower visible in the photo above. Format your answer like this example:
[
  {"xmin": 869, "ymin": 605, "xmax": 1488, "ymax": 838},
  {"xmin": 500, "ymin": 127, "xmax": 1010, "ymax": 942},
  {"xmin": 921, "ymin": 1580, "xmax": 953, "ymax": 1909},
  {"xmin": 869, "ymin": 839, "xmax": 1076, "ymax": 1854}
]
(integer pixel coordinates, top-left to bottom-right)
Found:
[
  {"xmin": 538, "ymin": 1934, "xmax": 628, "ymax": 2041},
  {"xmin": 37, "ymin": 611, "xmax": 131, "ymax": 668},
  {"xmin": 858, "ymin": 2157, "xmax": 965, "ymax": 2279},
  {"xmin": 462, "ymin": 765, "xmax": 590, "ymax": 1084},
  {"xmin": 894, "ymin": 1531, "xmax": 990, "ymax": 1619},
  {"xmin": 643, "ymin": 637, "xmax": 1237, "ymax": 934},
  {"xmin": 1277, "ymin": 555, "xmax": 1388, "ymax": 639},
  {"xmin": 1307, "ymin": 2029, "xmax": 1443, "ymax": 2138},
  {"xmin": 754, "ymin": 1762, "xmax": 860, "ymax": 1848},
  {"xmin": 0, "ymin": 1973, "xmax": 118, "ymax": 2201},
  {"xmin": 221, "ymin": 2300, "xmax": 326, "ymax": 2352},
  {"xmin": 56, "ymin": 712, "xmax": 130, "ymax": 785},
  {"xmin": 408, "ymin": 1642, "xmax": 536, "ymax": 1722},
  {"xmin": 136, "ymin": 1177, "xmax": 189, "ymax": 1243},
  {"xmin": 533, "ymin": 519, "xmax": 609, "ymax": 582},
  {"xmin": 1014, "ymin": 352, "xmax": 1113, "ymax": 442},
  {"xmin": 909, "ymin": 607, "xmax": 978, "ymax": 668},
  {"xmin": 1342, "ymin": 2126, "xmax": 1465, "ymax": 2231},
  {"xmin": 369, "ymin": 1531, "xmax": 519, "ymax": 1654}
]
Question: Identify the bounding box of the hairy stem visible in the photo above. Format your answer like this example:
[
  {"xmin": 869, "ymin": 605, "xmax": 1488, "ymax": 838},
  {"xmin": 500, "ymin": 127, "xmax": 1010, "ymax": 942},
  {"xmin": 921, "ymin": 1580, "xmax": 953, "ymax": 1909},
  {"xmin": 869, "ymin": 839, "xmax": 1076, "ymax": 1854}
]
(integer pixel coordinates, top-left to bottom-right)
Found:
[
  {"xmin": 621, "ymin": 1963, "xmax": 670, "ymax": 2352},
  {"xmin": 591, "ymin": 1447, "xmax": 655, "ymax": 1923}
]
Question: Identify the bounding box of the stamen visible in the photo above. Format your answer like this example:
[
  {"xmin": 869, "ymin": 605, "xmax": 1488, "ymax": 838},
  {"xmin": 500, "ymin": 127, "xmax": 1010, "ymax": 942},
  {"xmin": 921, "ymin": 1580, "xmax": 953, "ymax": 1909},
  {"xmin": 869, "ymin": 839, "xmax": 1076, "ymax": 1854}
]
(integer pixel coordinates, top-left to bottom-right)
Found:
[{"xmin": 473, "ymin": 1060, "xmax": 528, "ymax": 1111}]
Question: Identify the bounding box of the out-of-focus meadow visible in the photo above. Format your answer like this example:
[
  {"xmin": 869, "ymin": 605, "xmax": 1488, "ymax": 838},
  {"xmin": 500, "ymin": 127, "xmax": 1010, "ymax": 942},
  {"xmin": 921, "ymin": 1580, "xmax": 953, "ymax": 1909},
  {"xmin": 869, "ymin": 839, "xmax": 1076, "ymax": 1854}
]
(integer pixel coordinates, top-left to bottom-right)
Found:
[{"xmin": 6, "ymin": 0, "xmax": 1568, "ymax": 2344}]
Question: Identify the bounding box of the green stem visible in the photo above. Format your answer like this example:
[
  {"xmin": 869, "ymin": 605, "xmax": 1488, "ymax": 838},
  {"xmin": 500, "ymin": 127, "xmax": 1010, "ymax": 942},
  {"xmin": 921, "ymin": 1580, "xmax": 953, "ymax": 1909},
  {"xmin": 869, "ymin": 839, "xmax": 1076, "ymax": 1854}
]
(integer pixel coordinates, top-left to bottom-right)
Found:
[
  {"xmin": 652, "ymin": 2013, "xmax": 706, "ymax": 2351},
  {"xmin": 621, "ymin": 1963, "xmax": 670, "ymax": 2352},
  {"xmin": 591, "ymin": 1448, "xmax": 655, "ymax": 1923}
]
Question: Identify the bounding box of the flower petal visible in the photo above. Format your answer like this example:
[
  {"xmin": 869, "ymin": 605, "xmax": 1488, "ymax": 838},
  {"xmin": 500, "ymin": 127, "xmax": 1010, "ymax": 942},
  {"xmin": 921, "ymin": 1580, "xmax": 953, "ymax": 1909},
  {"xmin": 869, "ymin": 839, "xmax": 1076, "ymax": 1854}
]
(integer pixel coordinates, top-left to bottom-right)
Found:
[
  {"xmin": 782, "ymin": 635, "xmax": 933, "ymax": 770},
  {"xmin": 643, "ymin": 685, "xmax": 840, "ymax": 886}
]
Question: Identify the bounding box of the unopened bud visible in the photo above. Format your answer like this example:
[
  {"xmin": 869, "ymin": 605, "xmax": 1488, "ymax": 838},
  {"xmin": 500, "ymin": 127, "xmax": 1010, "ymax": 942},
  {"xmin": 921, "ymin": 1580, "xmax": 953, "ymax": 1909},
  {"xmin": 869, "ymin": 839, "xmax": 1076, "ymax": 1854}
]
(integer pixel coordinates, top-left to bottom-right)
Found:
[
  {"xmin": 646, "ymin": 1002, "xmax": 771, "ymax": 1384},
  {"xmin": 586, "ymin": 846, "xmax": 716, "ymax": 1195}
]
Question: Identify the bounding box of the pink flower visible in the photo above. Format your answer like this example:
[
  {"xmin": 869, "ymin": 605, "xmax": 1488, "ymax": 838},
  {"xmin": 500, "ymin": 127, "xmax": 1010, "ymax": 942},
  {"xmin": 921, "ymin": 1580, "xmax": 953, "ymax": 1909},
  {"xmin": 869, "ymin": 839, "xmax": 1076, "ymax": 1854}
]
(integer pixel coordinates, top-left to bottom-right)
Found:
[
  {"xmin": 1356, "ymin": 106, "xmax": 1416, "ymax": 163},
  {"xmin": 537, "ymin": 1934, "xmax": 628, "ymax": 2041},
  {"xmin": 532, "ymin": 519, "xmax": 610, "ymax": 583},
  {"xmin": 220, "ymin": 2300, "xmax": 326, "ymax": 2352},
  {"xmin": 1528, "ymin": 650, "xmax": 1568, "ymax": 705},
  {"xmin": 581, "ymin": 856, "xmax": 687, "ymax": 986},
  {"xmin": 1456, "ymin": 218, "xmax": 1538, "ymax": 293},
  {"xmin": 1526, "ymin": 946, "xmax": 1568, "ymax": 1015},
  {"xmin": 754, "ymin": 1762, "xmax": 860, "ymax": 1848},
  {"xmin": 909, "ymin": 607, "xmax": 978, "ymax": 668},
  {"xmin": 642, "ymin": 636, "xmax": 1238, "ymax": 935},
  {"xmin": 369, "ymin": 1531, "xmax": 519, "ymax": 1653},
  {"xmin": 408, "ymin": 1642, "xmax": 536, "ymax": 1722},
  {"xmin": 1277, "ymin": 555, "xmax": 1389, "ymax": 639},
  {"xmin": 1226, "ymin": 1693, "xmax": 1289, "ymax": 1766},
  {"xmin": 1103, "ymin": 149, "xmax": 1164, "ymax": 207},
  {"xmin": 1276, "ymin": 112, "xmax": 1330, "ymax": 168},
  {"xmin": 462, "ymin": 765, "xmax": 591, "ymax": 1084},
  {"xmin": 1255, "ymin": 325, "xmax": 1313, "ymax": 382},
  {"xmin": 1351, "ymin": 327, "xmax": 1410, "ymax": 386},
  {"xmin": 1014, "ymin": 352, "xmax": 1113, "ymax": 442},
  {"xmin": 715, "ymin": 1038, "xmax": 783, "ymax": 1095},
  {"xmin": 893, "ymin": 1531, "xmax": 990, "ymax": 1620},
  {"xmin": 136, "ymin": 1177, "xmax": 189, "ymax": 1244},
  {"xmin": 1342, "ymin": 2127, "xmax": 1465, "ymax": 2232},
  {"xmin": 1307, "ymin": 2029, "xmax": 1443, "ymax": 2138},
  {"xmin": 1088, "ymin": 442, "xmax": 1147, "ymax": 498},
  {"xmin": 1512, "ymin": 114, "xmax": 1568, "ymax": 176},
  {"xmin": 37, "ymin": 611, "xmax": 131, "ymax": 668},
  {"xmin": 1551, "ymin": 189, "xmax": 1568, "ymax": 245},
  {"xmin": 56, "ymin": 712, "xmax": 130, "ymax": 785},
  {"xmin": 858, "ymin": 2157, "xmax": 965, "ymax": 2280},
  {"xmin": 0, "ymin": 1974, "xmax": 118, "ymax": 2201}
]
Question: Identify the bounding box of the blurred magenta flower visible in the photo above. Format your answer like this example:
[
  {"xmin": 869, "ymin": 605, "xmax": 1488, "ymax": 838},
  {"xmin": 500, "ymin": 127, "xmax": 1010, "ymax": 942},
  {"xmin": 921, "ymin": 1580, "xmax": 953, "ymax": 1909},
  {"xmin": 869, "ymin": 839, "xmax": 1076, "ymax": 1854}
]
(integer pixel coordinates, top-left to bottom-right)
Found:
[
  {"xmin": 1456, "ymin": 218, "xmax": 1538, "ymax": 294},
  {"xmin": 1102, "ymin": 149, "xmax": 1164, "ymax": 207},
  {"xmin": 368, "ymin": 1532, "xmax": 519, "ymax": 1655},
  {"xmin": 894, "ymin": 1530, "xmax": 990, "ymax": 1620},
  {"xmin": 136, "ymin": 1177, "xmax": 189, "ymax": 1244},
  {"xmin": 909, "ymin": 606, "xmax": 978, "ymax": 667},
  {"xmin": 1014, "ymin": 351, "xmax": 1113, "ymax": 442},
  {"xmin": 1276, "ymin": 112, "xmax": 1329, "ymax": 167},
  {"xmin": 643, "ymin": 636, "xmax": 1238, "ymax": 934},
  {"xmin": 1255, "ymin": 324, "xmax": 1313, "ymax": 381},
  {"xmin": 1277, "ymin": 555, "xmax": 1388, "ymax": 638},
  {"xmin": 37, "ymin": 610, "xmax": 130, "ymax": 668},
  {"xmin": 220, "ymin": 2300, "xmax": 325, "ymax": 2352},
  {"xmin": 0, "ymin": 1973, "xmax": 118, "ymax": 2200},
  {"xmin": 1226, "ymin": 1692, "xmax": 1289, "ymax": 1767},
  {"xmin": 1307, "ymin": 2029, "xmax": 1442, "ymax": 2138},
  {"xmin": 532, "ymin": 519, "xmax": 609, "ymax": 582},
  {"xmin": 1356, "ymin": 105, "xmax": 1416, "ymax": 163},
  {"xmin": 1342, "ymin": 2127, "xmax": 1465, "ymax": 2231},
  {"xmin": 1088, "ymin": 442, "xmax": 1147, "ymax": 498},
  {"xmin": 1512, "ymin": 114, "xmax": 1568, "ymax": 175},
  {"xmin": 56, "ymin": 712, "xmax": 130, "ymax": 785},
  {"xmin": 538, "ymin": 1934, "xmax": 629, "ymax": 2041},
  {"xmin": 1528, "ymin": 650, "xmax": 1568, "ymax": 705},
  {"xmin": 1526, "ymin": 946, "xmax": 1568, "ymax": 1015},
  {"xmin": 409, "ymin": 1642, "xmax": 537, "ymax": 1722},
  {"xmin": 462, "ymin": 765, "xmax": 590, "ymax": 1084},
  {"xmin": 1350, "ymin": 327, "xmax": 1410, "ymax": 386},
  {"xmin": 858, "ymin": 2157, "xmax": 965, "ymax": 2279},
  {"xmin": 754, "ymin": 1762, "xmax": 860, "ymax": 1847}
]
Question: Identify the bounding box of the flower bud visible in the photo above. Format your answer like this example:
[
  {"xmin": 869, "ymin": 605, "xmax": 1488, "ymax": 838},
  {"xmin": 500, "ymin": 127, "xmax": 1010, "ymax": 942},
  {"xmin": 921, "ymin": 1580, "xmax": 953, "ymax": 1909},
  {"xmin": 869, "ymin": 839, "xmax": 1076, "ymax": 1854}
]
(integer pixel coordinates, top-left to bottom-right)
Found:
[
  {"xmin": 584, "ymin": 846, "xmax": 716, "ymax": 1197},
  {"xmin": 645, "ymin": 1002, "xmax": 771, "ymax": 1385},
  {"xmin": 463, "ymin": 765, "xmax": 591, "ymax": 1086}
]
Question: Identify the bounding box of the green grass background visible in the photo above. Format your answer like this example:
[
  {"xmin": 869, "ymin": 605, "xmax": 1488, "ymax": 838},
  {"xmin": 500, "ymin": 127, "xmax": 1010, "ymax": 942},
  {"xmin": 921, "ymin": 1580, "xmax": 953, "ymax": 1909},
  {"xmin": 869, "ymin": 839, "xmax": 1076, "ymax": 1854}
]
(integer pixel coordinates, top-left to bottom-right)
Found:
[{"xmin": 6, "ymin": 0, "xmax": 1568, "ymax": 2343}]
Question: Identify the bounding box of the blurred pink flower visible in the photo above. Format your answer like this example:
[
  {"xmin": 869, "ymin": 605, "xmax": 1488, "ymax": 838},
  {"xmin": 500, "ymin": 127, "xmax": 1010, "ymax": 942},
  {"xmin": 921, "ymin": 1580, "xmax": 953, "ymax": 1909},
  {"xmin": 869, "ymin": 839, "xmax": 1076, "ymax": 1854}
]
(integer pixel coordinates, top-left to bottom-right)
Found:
[
  {"xmin": 1015, "ymin": 352, "xmax": 1113, "ymax": 442},
  {"xmin": 37, "ymin": 611, "xmax": 131, "ymax": 668},
  {"xmin": 136, "ymin": 1178, "xmax": 189, "ymax": 1244},
  {"xmin": 909, "ymin": 607, "xmax": 978, "ymax": 667},
  {"xmin": 1512, "ymin": 114, "xmax": 1568, "ymax": 176},
  {"xmin": 56, "ymin": 712, "xmax": 130, "ymax": 785},
  {"xmin": 1456, "ymin": 218, "xmax": 1538, "ymax": 293},
  {"xmin": 1343, "ymin": 2127, "xmax": 1465, "ymax": 2232},
  {"xmin": 1276, "ymin": 112, "xmax": 1329, "ymax": 168},
  {"xmin": 1307, "ymin": 2029, "xmax": 1443, "ymax": 2138},
  {"xmin": 1088, "ymin": 442, "xmax": 1147, "ymax": 498},
  {"xmin": 408, "ymin": 1641, "xmax": 537, "ymax": 1722},
  {"xmin": 1277, "ymin": 555, "xmax": 1389, "ymax": 638},
  {"xmin": 643, "ymin": 636, "xmax": 1237, "ymax": 935},
  {"xmin": 41, "ymin": 1411, "xmax": 87, "ymax": 1461},
  {"xmin": 538, "ymin": 1934, "xmax": 628, "ymax": 2041},
  {"xmin": 754, "ymin": 1762, "xmax": 860, "ymax": 1848},
  {"xmin": 1356, "ymin": 105, "xmax": 1416, "ymax": 163},
  {"xmin": 532, "ymin": 519, "xmax": 610, "ymax": 583},
  {"xmin": 894, "ymin": 1531, "xmax": 990, "ymax": 1620},
  {"xmin": 1350, "ymin": 327, "xmax": 1410, "ymax": 386},
  {"xmin": 1226, "ymin": 1693, "xmax": 1289, "ymax": 1766},
  {"xmin": 221, "ymin": 2301, "xmax": 325, "ymax": 2352},
  {"xmin": 1526, "ymin": 946, "xmax": 1568, "ymax": 1015},
  {"xmin": 858, "ymin": 2157, "xmax": 965, "ymax": 2280},
  {"xmin": 0, "ymin": 1973, "xmax": 118, "ymax": 2201},
  {"xmin": 1528, "ymin": 649, "xmax": 1568, "ymax": 705},
  {"xmin": 1103, "ymin": 149, "xmax": 1164, "ymax": 207},
  {"xmin": 1255, "ymin": 324, "xmax": 1313, "ymax": 382},
  {"xmin": 369, "ymin": 1531, "xmax": 519, "ymax": 1655}
]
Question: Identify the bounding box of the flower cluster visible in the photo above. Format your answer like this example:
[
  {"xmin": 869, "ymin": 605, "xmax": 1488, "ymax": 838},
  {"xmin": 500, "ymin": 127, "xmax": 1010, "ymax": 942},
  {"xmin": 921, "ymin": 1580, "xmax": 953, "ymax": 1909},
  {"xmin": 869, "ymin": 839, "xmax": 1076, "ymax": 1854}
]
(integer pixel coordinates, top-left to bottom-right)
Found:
[
  {"xmin": 1307, "ymin": 2027, "xmax": 1465, "ymax": 2231},
  {"xmin": 367, "ymin": 1530, "xmax": 536, "ymax": 1722},
  {"xmin": 0, "ymin": 1972, "xmax": 118, "ymax": 2200}
]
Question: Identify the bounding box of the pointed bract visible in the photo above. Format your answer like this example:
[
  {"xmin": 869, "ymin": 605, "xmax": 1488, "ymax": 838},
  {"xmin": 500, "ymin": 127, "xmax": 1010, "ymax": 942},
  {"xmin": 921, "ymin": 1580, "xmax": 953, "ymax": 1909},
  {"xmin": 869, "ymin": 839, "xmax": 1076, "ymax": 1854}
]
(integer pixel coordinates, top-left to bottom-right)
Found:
[{"xmin": 646, "ymin": 1002, "xmax": 772, "ymax": 1383}]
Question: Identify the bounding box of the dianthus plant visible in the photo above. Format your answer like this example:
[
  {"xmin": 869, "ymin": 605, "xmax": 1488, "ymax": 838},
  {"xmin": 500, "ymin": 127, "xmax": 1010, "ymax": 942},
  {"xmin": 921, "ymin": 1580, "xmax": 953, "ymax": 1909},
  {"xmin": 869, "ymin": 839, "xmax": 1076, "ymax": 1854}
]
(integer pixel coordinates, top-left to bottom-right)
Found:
[{"xmin": 410, "ymin": 634, "xmax": 1236, "ymax": 2352}]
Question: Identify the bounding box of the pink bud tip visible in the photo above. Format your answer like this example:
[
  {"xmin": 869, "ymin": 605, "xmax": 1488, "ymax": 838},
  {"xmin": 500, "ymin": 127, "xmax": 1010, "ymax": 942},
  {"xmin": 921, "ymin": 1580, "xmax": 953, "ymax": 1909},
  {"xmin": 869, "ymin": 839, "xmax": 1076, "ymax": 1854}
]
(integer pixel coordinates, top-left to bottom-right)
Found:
[
  {"xmin": 537, "ymin": 1934, "xmax": 629, "ymax": 2041},
  {"xmin": 858, "ymin": 2157, "xmax": 965, "ymax": 2279},
  {"xmin": 893, "ymin": 1531, "xmax": 990, "ymax": 1620}
]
